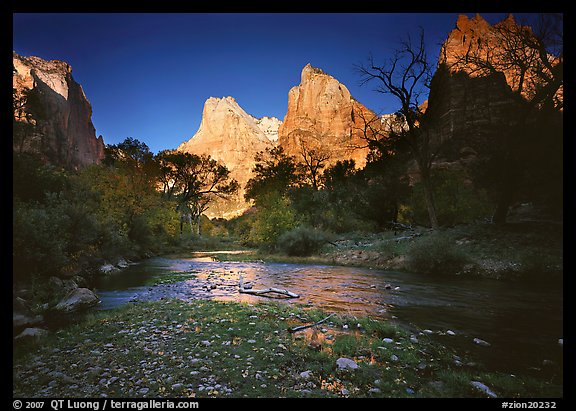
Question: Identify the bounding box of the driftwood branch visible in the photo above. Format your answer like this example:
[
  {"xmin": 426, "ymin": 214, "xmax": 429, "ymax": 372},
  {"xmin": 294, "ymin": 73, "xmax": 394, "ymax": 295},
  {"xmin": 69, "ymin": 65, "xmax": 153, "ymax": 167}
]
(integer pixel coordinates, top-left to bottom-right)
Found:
[
  {"xmin": 288, "ymin": 313, "xmax": 336, "ymax": 333},
  {"xmin": 239, "ymin": 274, "xmax": 299, "ymax": 299}
]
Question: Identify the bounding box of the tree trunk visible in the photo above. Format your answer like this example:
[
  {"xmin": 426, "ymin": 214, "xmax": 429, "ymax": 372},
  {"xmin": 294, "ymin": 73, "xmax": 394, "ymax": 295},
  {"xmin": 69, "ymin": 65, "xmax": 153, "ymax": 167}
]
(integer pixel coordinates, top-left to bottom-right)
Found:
[
  {"xmin": 195, "ymin": 215, "xmax": 201, "ymax": 236},
  {"xmin": 492, "ymin": 182, "xmax": 515, "ymax": 225},
  {"xmin": 239, "ymin": 274, "xmax": 299, "ymax": 298},
  {"xmin": 422, "ymin": 179, "xmax": 439, "ymax": 229},
  {"xmin": 417, "ymin": 161, "xmax": 439, "ymax": 230}
]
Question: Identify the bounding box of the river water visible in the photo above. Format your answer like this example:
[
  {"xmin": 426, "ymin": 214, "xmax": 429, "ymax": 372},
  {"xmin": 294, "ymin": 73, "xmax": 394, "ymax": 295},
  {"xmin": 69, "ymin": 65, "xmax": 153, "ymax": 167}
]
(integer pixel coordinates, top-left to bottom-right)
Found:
[{"xmin": 94, "ymin": 252, "xmax": 563, "ymax": 377}]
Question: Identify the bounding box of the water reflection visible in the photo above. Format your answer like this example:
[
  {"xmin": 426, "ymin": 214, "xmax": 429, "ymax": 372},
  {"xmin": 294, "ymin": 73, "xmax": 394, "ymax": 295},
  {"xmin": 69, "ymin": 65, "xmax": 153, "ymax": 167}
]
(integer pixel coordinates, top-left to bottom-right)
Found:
[{"xmin": 95, "ymin": 253, "xmax": 563, "ymax": 375}]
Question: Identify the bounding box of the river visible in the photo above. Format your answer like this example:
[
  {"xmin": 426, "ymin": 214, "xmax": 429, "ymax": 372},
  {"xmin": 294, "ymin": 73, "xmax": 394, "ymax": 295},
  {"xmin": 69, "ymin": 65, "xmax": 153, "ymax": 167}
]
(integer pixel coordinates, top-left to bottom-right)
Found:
[{"xmin": 94, "ymin": 252, "xmax": 563, "ymax": 377}]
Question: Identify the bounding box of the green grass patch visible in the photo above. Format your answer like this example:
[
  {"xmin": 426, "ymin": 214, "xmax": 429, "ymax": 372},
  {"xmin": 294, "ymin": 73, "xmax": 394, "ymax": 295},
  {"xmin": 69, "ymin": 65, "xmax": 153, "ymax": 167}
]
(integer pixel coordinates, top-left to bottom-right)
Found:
[{"xmin": 13, "ymin": 299, "xmax": 563, "ymax": 398}]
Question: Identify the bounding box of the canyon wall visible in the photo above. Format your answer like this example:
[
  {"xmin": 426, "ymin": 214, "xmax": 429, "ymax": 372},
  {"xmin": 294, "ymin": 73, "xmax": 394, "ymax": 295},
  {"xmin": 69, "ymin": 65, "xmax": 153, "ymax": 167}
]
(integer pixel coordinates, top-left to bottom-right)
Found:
[{"xmin": 13, "ymin": 52, "xmax": 105, "ymax": 169}]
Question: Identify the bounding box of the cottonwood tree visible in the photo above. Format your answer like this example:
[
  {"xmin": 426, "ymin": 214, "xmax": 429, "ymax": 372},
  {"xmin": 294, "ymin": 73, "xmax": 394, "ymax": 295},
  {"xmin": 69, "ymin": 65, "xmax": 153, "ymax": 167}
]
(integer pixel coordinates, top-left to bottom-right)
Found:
[
  {"xmin": 156, "ymin": 150, "xmax": 238, "ymax": 235},
  {"xmin": 444, "ymin": 13, "xmax": 563, "ymax": 223},
  {"xmin": 356, "ymin": 28, "xmax": 440, "ymax": 229},
  {"xmin": 244, "ymin": 146, "xmax": 303, "ymax": 204}
]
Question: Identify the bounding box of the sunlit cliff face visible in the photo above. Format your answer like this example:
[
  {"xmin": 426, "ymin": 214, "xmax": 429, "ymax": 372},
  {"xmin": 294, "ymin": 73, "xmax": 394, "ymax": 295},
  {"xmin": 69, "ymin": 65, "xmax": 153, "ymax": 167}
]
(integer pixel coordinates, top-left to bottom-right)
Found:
[
  {"xmin": 12, "ymin": 52, "xmax": 105, "ymax": 169},
  {"xmin": 439, "ymin": 14, "xmax": 562, "ymax": 109},
  {"xmin": 278, "ymin": 63, "xmax": 373, "ymax": 170},
  {"xmin": 177, "ymin": 96, "xmax": 277, "ymax": 219}
]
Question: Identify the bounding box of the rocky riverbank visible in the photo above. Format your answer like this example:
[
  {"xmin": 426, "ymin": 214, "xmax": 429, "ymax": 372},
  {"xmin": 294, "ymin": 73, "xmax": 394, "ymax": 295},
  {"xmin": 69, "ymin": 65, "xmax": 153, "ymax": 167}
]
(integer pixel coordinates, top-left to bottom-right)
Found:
[
  {"xmin": 242, "ymin": 221, "xmax": 563, "ymax": 281},
  {"xmin": 13, "ymin": 258, "xmax": 137, "ymax": 341},
  {"xmin": 13, "ymin": 299, "xmax": 562, "ymax": 398}
]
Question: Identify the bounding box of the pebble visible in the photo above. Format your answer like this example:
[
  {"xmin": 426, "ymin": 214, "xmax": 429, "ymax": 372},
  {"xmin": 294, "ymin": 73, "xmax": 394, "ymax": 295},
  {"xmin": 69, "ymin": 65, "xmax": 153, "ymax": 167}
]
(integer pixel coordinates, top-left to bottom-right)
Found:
[
  {"xmin": 423, "ymin": 329, "xmax": 434, "ymax": 335},
  {"xmin": 247, "ymin": 339, "xmax": 257, "ymax": 344},
  {"xmin": 299, "ymin": 370, "xmax": 312, "ymax": 380},
  {"xmin": 369, "ymin": 387, "xmax": 381, "ymax": 394},
  {"xmin": 406, "ymin": 387, "xmax": 415, "ymax": 395},
  {"xmin": 446, "ymin": 330, "xmax": 456, "ymax": 336},
  {"xmin": 171, "ymin": 383, "xmax": 184, "ymax": 391},
  {"xmin": 390, "ymin": 354, "xmax": 399, "ymax": 362},
  {"xmin": 410, "ymin": 336, "xmax": 419, "ymax": 344},
  {"xmin": 336, "ymin": 357, "xmax": 359, "ymax": 370},
  {"xmin": 138, "ymin": 387, "xmax": 150, "ymax": 395},
  {"xmin": 382, "ymin": 338, "xmax": 394, "ymax": 344}
]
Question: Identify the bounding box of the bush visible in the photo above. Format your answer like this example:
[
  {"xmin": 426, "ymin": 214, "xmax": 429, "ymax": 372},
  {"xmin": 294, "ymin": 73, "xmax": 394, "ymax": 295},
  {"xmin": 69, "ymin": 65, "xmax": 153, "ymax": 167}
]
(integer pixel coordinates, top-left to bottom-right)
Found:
[
  {"xmin": 246, "ymin": 194, "xmax": 299, "ymax": 250},
  {"xmin": 407, "ymin": 233, "xmax": 469, "ymax": 275},
  {"xmin": 276, "ymin": 226, "xmax": 330, "ymax": 256},
  {"xmin": 406, "ymin": 169, "xmax": 492, "ymax": 227}
]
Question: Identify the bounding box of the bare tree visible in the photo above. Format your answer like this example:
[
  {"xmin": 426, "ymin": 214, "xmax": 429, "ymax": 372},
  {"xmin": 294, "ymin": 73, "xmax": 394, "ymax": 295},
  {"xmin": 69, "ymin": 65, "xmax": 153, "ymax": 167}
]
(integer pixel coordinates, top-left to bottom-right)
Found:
[
  {"xmin": 356, "ymin": 28, "xmax": 440, "ymax": 229},
  {"xmin": 298, "ymin": 138, "xmax": 331, "ymax": 190}
]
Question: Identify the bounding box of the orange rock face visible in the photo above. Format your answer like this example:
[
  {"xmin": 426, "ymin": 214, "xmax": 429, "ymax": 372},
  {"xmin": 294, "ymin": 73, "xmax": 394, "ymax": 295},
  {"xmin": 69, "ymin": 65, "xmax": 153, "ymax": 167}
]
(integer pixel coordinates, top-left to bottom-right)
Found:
[
  {"xmin": 177, "ymin": 96, "xmax": 277, "ymax": 218},
  {"xmin": 439, "ymin": 13, "xmax": 561, "ymax": 105},
  {"xmin": 12, "ymin": 52, "xmax": 105, "ymax": 169},
  {"xmin": 277, "ymin": 64, "xmax": 373, "ymax": 169}
]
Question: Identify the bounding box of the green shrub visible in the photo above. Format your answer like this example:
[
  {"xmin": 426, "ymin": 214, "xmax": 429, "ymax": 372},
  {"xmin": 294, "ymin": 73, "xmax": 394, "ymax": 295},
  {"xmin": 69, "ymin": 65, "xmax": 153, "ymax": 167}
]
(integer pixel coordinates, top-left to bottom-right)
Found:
[
  {"xmin": 407, "ymin": 169, "xmax": 492, "ymax": 227},
  {"xmin": 276, "ymin": 226, "xmax": 330, "ymax": 256},
  {"xmin": 247, "ymin": 194, "xmax": 299, "ymax": 250},
  {"xmin": 407, "ymin": 233, "xmax": 469, "ymax": 275}
]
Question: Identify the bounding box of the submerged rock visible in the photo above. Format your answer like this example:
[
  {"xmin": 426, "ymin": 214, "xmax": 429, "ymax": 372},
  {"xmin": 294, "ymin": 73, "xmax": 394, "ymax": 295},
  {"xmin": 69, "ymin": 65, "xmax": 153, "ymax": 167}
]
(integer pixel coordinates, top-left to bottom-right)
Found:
[
  {"xmin": 99, "ymin": 264, "xmax": 118, "ymax": 275},
  {"xmin": 473, "ymin": 337, "xmax": 491, "ymax": 347}
]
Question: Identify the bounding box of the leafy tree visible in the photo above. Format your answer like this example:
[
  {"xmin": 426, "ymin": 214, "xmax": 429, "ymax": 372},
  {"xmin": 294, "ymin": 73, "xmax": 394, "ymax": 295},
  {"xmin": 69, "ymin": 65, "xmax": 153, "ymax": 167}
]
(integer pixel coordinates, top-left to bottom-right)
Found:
[
  {"xmin": 245, "ymin": 146, "xmax": 303, "ymax": 205},
  {"xmin": 246, "ymin": 192, "xmax": 298, "ymax": 249},
  {"xmin": 156, "ymin": 150, "xmax": 238, "ymax": 235}
]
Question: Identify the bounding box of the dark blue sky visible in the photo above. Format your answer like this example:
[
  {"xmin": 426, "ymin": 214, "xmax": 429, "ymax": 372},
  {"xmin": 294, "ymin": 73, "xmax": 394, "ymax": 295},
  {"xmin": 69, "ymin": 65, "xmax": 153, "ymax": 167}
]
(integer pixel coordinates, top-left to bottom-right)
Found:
[{"xmin": 13, "ymin": 12, "xmax": 527, "ymax": 154}]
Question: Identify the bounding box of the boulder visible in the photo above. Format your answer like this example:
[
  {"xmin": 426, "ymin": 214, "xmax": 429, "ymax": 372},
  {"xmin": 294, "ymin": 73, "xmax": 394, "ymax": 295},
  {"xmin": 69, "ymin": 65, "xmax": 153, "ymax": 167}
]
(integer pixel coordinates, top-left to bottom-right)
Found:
[
  {"xmin": 13, "ymin": 297, "xmax": 43, "ymax": 329},
  {"xmin": 15, "ymin": 327, "xmax": 48, "ymax": 341},
  {"xmin": 54, "ymin": 288, "xmax": 100, "ymax": 312},
  {"xmin": 470, "ymin": 381, "xmax": 498, "ymax": 398}
]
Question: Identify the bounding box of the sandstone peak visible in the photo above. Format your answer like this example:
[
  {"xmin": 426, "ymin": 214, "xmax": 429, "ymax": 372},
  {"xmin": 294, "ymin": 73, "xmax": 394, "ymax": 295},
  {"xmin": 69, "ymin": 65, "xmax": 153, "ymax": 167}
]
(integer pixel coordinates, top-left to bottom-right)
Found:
[
  {"xmin": 278, "ymin": 64, "xmax": 372, "ymax": 169},
  {"xmin": 178, "ymin": 96, "xmax": 277, "ymax": 218},
  {"xmin": 439, "ymin": 13, "xmax": 560, "ymax": 105},
  {"xmin": 301, "ymin": 63, "xmax": 330, "ymax": 83}
]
